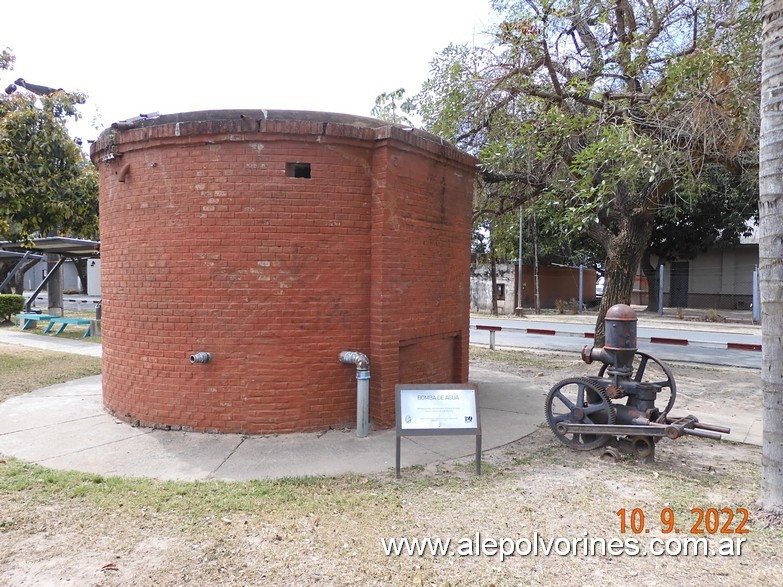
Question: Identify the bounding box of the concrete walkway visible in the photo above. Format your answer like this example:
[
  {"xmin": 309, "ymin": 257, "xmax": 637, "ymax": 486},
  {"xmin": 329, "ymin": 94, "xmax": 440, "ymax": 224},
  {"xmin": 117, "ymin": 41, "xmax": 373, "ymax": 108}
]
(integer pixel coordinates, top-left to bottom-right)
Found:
[
  {"xmin": 0, "ymin": 329, "xmax": 760, "ymax": 481},
  {"xmin": 0, "ymin": 328, "xmax": 101, "ymax": 357}
]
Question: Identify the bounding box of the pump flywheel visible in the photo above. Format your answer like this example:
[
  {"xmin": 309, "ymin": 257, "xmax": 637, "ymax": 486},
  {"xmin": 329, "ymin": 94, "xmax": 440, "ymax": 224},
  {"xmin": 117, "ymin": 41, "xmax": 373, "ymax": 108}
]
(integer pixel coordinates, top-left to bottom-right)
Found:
[{"xmin": 545, "ymin": 377, "xmax": 616, "ymax": 450}]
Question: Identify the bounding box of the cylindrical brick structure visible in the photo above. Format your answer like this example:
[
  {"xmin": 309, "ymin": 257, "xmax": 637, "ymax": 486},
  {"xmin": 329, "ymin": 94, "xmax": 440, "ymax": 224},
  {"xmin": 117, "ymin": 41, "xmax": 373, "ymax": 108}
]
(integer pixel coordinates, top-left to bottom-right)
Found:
[{"xmin": 91, "ymin": 110, "xmax": 477, "ymax": 434}]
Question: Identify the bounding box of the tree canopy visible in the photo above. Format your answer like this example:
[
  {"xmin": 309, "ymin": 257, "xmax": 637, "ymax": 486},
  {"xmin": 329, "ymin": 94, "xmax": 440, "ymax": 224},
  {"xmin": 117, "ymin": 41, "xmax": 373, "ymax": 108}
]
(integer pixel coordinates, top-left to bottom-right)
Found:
[
  {"xmin": 0, "ymin": 46, "xmax": 98, "ymax": 244},
  {"xmin": 413, "ymin": 0, "xmax": 760, "ymax": 341}
]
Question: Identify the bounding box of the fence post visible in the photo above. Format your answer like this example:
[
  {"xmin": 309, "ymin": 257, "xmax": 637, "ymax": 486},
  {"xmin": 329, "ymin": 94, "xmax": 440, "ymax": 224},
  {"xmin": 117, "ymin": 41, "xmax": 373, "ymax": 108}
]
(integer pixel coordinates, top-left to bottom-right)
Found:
[
  {"xmin": 753, "ymin": 266, "xmax": 760, "ymax": 324},
  {"xmin": 578, "ymin": 264, "xmax": 584, "ymax": 313},
  {"xmin": 658, "ymin": 264, "xmax": 665, "ymax": 316}
]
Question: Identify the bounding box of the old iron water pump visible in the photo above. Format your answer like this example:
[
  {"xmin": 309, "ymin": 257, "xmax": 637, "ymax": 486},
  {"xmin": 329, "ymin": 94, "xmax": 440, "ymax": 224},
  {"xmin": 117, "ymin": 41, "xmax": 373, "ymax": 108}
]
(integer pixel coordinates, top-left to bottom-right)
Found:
[{"xmin": 545, "ymin": 304, "xmax": 730, "ymax": 460}]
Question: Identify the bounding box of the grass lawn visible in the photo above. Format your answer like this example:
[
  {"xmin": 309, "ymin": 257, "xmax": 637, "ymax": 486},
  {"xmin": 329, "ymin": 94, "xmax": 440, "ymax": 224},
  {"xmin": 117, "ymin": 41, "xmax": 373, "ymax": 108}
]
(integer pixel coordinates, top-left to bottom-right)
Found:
[
  {"xmin": 0, "ymin": 344, "xmax": 781, "ymax": 585},
  {"xmin": 0, "ymin": 345, "xmax": 101, "ymax": 403}
]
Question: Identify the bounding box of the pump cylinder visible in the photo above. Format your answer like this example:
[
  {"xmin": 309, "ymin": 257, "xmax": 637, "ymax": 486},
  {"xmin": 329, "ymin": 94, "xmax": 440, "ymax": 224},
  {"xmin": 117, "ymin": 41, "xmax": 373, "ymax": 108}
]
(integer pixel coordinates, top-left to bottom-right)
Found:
[{"xmin": 604, "ymin": 304, "xmax": 638, "ymax": 352}]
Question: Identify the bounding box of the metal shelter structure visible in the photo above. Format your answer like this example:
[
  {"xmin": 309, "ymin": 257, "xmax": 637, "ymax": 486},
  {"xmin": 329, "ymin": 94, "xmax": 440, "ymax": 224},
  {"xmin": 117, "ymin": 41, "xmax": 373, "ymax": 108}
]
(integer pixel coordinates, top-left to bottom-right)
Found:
[
  {"xmin": 0, "ymin": 250, "xmax": 45, "ymax": 292},
  {"xmin": 0, "ymin": 237, "xmax": 99, "ymax": 311}
]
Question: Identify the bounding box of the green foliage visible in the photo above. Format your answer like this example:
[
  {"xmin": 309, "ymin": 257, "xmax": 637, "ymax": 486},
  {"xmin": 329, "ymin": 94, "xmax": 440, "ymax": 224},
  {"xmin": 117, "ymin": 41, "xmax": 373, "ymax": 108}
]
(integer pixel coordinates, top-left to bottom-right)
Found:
[
  {"xmin": 472, "ymin": 204, "xmax": 519, "ymax": 261},
  {"xmin": 416, "ymin": 0, "xmax": 759, "ymax": 213},
  {"xmin": 0, "ymin": 47, "xmax": 98, "ymax": 243},
  {"xmin": 415, "ymin": 0, "xmax": 760, "ymax": 331},
  {"xmin": 0, "ymin": 46, "xmax": 14, "ymax": 71},
  {"xmin": 371, "ymin": 88, "xmax": 415, "ymax": 125},
  {"xmin": 0, "ymin": 293, "xmax": 24, "ymax": 321},
  {"xmin": 524, "ymin": 199, "xmax": 605, "ymax": 267},
  {"xmin": 650, "ymin": 165, "xmax": 759, "ymax": 262}
]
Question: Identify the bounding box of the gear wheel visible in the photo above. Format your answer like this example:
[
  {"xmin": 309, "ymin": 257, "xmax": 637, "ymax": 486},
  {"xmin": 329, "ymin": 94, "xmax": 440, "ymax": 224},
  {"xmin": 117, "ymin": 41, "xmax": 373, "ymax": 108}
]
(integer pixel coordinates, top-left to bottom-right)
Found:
[
  {"xmin": 597, "ymin": 351, "xmax": 677, "ymax": 418},
  {"xmin": 545, "ymin": 377, "xmax": 617, "ymax": 451}
]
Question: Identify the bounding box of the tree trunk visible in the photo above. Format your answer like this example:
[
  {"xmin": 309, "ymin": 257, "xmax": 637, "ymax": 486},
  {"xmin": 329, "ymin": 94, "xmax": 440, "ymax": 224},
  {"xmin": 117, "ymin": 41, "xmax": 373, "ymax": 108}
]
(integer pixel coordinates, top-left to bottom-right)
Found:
[
  {"xmin": 642, "ymin": 249, "xmax": 661, "ymax": 312},
  {"xmin": 0, "ymin": 258, "xmax": 39, "ymax": 294},
  {"xmin": 593, "ymin": 214, "xmax": 655, "ymax": 347},
  {"xmin": 759, "ymin": 0, "xmax": 783, "ymax": 513},
  {"xmin": 74, "ymin": 259, "xmax": 88, "ymax": 295},
  {"xmin": 0, "ymin": 263, "xmax": 11, "ymax": 295}
]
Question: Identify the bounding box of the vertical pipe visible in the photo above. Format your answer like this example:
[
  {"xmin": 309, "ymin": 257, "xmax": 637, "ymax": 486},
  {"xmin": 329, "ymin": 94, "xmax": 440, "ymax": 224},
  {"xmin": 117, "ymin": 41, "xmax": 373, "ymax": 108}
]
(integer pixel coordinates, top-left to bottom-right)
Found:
[
  {"xmin": 753, "ymin": 266, "xmax": 760, "ymax": 323},
  {"xmin": 517, "ymin": 207, "xmax": 523, "ymax": 312},
  {"xmin": 356, "ymin": 369, "xmax": 370, "ymax": 438},
  {"xmin": 532, "ymin": 212, "xmax": 540, "ymax": 314},
  {"xmin": 578, "ymin": 264, "xmax": 584, "ymax": 313},
  {"xmin": 339, "ymin": 351, "xmax": 370, "ymax": 438},
  {"xmin": 658, "ymin": 263, "xmax": 665, "ymax": 317}
]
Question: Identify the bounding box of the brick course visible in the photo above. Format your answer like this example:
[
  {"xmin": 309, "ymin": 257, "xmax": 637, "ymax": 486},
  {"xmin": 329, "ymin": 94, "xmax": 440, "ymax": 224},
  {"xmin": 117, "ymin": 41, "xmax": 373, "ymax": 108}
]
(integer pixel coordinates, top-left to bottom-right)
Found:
[{"xmin": 91, "ymin": 110, "xmax": 476, "ymax": 433}]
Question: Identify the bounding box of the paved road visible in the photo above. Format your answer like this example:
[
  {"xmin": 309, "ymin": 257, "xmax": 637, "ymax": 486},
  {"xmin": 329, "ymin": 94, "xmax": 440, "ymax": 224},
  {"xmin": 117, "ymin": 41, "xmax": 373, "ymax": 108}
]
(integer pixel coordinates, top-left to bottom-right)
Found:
[
  {"xmin": 470, "ymin": 317, "xmax": 762, "ymax": 369},
  {"xmin": 27, "ymin": 292, "xmax": 100, "ymax": 313}
]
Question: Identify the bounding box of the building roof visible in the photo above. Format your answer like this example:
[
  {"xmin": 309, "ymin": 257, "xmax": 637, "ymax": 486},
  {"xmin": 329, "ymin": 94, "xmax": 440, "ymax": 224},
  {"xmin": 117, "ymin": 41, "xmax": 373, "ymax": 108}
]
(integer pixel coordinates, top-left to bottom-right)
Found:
[{"xmin": 0, "ymin": 237, "xmax": 99, "ymax": 258}]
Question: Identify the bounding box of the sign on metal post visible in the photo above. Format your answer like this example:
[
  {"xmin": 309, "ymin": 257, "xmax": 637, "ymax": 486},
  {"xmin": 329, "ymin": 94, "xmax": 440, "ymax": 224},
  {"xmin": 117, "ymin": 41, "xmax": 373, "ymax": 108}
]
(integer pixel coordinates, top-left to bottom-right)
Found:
[{"xmin": 395, "ymin": 384, "xmax": 481, "ymax": 478}]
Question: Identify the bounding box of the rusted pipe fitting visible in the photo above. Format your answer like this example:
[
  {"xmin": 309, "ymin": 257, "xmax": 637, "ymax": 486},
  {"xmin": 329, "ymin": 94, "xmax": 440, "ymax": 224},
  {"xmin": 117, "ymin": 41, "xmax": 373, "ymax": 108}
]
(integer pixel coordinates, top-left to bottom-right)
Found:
[
  {"xmin": 581, "ymin": 345, "xmax": 613, "ymax": 365},
  {"xmin": 118, "ymin": 163, "xmax": 131, "ymax": 182},
  {"xmin": 190, "ymin": 352, "xmax": 212, "ymax": 364},
  {"xmin": 601, "ymin": 446, "xmax": 621, "ymax": 463}
]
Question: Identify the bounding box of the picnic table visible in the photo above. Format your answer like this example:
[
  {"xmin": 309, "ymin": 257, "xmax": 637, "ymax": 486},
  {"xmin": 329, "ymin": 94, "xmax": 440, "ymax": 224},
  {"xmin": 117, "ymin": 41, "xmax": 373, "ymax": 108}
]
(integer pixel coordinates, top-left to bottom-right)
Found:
[
  {"xmin": 16, "ymin": 313, "xmax": 57, "ymax": 330},
  {"xmin": 16, "ymin": 313, "xmax": 93, "ymax": 337},
  {"xmin": 43, "ymin": 317, "xmax": 93, "ymax": 338}
]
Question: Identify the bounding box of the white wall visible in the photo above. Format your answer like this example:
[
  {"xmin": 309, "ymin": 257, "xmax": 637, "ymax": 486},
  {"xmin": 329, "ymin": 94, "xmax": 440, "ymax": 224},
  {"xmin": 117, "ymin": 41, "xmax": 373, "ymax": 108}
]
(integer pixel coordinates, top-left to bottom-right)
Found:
[
  {"xmin": 87, "ymin": 259, "xmax": 101, "ymax": 296},
  {"xmin": 23, "ymin": 259, "xmax": 81, "ymax": 292}
]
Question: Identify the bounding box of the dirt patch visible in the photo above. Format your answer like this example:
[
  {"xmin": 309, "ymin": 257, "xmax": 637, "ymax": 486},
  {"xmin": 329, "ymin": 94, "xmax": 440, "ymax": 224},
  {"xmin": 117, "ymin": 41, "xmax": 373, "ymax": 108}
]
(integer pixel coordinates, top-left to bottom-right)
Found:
[
  {"xmin": 470, "ymin": 345, "xmax": 762, "ymax": 419},
  {"xmin": 0, "ymin": 348, "xmax": 779, "ymax": 586}
]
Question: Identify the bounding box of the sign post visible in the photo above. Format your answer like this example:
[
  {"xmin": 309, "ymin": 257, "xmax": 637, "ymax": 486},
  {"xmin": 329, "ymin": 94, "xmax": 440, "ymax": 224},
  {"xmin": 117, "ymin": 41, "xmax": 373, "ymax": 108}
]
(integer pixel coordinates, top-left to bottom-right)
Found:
[{"xmin": 395, "ymin": 384, "xmax": 481, "ymax": 478}]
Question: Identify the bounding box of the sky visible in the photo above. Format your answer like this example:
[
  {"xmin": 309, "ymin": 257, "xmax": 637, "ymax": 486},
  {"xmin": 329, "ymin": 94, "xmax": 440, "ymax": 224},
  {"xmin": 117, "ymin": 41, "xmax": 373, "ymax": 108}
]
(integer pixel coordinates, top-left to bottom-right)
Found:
[{"xmin": 1, "ymin": 0, "xmax": 495, "ymax": 145}]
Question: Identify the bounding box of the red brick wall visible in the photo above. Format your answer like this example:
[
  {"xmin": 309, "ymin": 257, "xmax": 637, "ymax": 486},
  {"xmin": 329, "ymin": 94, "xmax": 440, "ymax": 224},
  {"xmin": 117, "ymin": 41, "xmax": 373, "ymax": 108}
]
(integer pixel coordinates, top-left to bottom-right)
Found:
[
  {"xmin": 92, "ymin": 111, "xmax": 476, "ymax": 433},
  {"xmin": 518, "ymin": 265, "xmax": 597, "ymax": 308}
]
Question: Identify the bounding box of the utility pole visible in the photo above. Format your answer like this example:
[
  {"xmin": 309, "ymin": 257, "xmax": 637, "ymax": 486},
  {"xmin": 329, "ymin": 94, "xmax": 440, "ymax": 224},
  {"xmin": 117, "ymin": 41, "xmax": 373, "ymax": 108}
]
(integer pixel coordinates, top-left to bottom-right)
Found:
[{"xmin": 516, "ymin": 206, "xmax": 524, "ymax": 316}]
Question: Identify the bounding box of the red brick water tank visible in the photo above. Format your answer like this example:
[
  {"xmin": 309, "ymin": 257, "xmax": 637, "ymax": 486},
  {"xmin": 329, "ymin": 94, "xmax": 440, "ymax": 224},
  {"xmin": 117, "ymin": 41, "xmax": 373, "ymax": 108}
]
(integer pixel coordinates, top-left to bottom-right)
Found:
[{"xmin": 90, "ymin": 110, "xmax": 477, "ymax": 434}]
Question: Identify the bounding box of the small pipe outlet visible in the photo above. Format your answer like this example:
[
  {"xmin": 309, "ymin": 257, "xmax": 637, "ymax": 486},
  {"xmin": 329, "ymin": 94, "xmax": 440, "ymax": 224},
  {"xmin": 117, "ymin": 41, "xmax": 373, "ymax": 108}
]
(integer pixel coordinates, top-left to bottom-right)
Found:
[
  {"xmin": 118, "ymin": 163, "xmax": 131, "ymax": 182},
  {"xmin": 581, "ymin": 345, "xmax": 613, "ymax": 365},
  {"xmin": 190, "ymin": 352, "xmax": 212, "ymax": 364}
]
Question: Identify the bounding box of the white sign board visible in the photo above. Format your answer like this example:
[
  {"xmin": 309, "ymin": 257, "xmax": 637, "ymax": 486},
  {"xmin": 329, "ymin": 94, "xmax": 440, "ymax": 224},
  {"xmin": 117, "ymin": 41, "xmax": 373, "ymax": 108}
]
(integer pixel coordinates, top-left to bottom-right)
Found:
[
  {"xmin": 398, "ymin": 387, "xmax": 478, "ymax": 430},
  {"xmin": 395, "ymin": 384, "xmax": 482, "ymax": 478}
]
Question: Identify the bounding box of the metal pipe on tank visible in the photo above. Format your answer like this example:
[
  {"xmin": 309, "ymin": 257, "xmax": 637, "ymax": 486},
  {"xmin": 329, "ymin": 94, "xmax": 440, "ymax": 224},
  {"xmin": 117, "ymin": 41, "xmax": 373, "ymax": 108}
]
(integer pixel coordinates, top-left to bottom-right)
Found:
[{"xmin": 339, "ymin": 351, "xmax": 370, "ymax": 438}]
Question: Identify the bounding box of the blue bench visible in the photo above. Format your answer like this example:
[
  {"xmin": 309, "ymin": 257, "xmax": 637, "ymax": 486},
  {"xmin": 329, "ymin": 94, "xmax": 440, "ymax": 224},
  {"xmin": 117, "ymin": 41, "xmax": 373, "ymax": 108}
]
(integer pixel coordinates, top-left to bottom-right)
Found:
[
  {"xmin": 43, "ymin": 317, "xmax": 94, "ymax": 338},
  {"xmin": 16, "ymin": 313, "xmax": 57, "ymax": 330}
]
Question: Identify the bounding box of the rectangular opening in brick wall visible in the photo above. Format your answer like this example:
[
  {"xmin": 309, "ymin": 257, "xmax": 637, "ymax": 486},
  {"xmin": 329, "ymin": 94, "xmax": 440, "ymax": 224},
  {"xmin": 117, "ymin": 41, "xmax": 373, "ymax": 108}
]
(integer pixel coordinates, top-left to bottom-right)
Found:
[{"xmin": 286, "ymin": 162, "xmax": 311, "ymax": 178}]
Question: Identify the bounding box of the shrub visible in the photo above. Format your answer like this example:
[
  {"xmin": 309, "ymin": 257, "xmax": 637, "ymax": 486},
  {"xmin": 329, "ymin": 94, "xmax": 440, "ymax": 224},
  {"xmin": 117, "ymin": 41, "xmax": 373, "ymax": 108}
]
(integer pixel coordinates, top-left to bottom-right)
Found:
[
  {"xmin": 0, "ymin": 294, "xmax": 25, "ymax": 322},
  {"xmin": 555, "ymin": 299, "xmax": 567, "ymax": 314}
]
